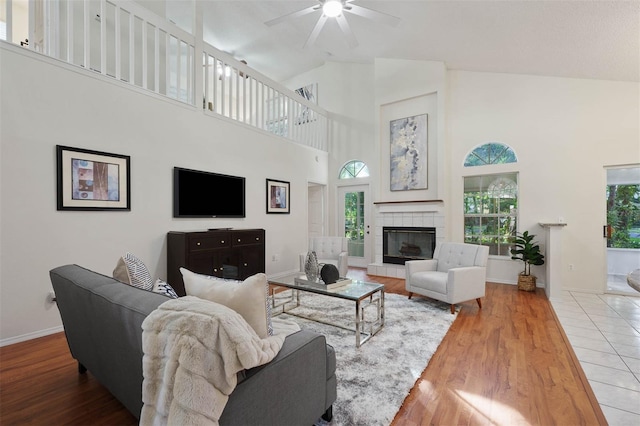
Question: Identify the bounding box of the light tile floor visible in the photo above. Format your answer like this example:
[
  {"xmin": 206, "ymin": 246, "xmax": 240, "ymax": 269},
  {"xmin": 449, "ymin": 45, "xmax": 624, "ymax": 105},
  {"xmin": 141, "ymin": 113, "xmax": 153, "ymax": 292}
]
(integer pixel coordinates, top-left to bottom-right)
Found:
[
  {"xmin": 608, "ymin": 273, "xmax": 640, "ymax": 295},
  {"xmin": 551, "ymin": 291, "xmax": 640, "ymax": 425}
]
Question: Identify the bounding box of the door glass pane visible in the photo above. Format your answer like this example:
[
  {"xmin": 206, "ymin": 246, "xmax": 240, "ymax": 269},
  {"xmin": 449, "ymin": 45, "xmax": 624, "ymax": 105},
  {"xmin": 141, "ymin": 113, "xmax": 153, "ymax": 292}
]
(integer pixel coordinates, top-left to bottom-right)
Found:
[{"xmin": 344, "ymin": 191, "xmax": 365, "ymax": 257}]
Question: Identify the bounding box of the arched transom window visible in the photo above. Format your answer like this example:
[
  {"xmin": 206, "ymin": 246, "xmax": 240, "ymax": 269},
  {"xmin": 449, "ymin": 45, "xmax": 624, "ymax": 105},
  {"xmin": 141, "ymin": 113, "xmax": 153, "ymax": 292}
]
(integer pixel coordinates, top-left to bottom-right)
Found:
[
  {"xmin": 464, "ymin": 143, "xmax": 517, "ymax": 167},
  {"xmin": 339, "ymin": 160, "xmax": 370, "ymax": 179}
]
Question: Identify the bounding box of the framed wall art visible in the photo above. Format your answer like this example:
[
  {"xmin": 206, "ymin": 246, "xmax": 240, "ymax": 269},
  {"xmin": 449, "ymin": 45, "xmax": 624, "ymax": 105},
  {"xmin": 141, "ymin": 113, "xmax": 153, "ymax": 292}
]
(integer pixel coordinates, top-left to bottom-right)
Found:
[
  {"xmin": 390, "ymin": 114, "xmax": 428, "ymax": 191},
  {"xmin": 56, "ymin": 145, "xmax": 131, "ymax": 211},
  {"xmin": 266, "ymin": 178, "xmax": 290, "ymax": 214}
]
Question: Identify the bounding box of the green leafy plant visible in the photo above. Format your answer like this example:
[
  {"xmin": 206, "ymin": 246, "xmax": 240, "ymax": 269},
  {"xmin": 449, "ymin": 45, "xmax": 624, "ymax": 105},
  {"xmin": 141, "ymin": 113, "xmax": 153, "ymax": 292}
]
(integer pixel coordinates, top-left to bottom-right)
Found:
[{"xmin": 510, "ymin": 231, "xmax": 545, "ymax": 276}]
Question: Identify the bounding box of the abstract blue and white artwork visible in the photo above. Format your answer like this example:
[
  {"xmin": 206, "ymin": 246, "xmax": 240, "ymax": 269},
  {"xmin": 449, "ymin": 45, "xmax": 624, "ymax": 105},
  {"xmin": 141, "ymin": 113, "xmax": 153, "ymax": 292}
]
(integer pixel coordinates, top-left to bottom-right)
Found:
[{"xmin": 390, "ymin": 114, "xmax": 428, "ymax": 191}]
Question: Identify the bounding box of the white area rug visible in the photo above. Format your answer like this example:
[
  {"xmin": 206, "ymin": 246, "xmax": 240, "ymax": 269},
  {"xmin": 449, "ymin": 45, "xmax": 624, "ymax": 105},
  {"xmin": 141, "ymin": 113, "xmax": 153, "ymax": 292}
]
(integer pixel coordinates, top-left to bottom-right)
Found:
[{"xmin": 276, "ymin": 291, "xmax": 457, "ymax": 426}]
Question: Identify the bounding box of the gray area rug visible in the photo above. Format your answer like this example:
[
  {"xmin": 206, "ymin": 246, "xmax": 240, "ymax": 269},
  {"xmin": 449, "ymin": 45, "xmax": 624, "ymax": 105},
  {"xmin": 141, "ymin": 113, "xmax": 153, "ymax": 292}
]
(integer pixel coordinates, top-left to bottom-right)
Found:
[{"xmin": 275, "ymin": 291, "xmax": 457, "ymax": 425}]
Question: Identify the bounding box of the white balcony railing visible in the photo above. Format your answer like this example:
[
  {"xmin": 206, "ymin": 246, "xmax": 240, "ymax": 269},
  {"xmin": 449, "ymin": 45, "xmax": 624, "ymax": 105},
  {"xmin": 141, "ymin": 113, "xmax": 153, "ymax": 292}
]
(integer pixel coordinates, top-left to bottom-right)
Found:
[{"xmin": 0, "ymin": 0, "xmax": 328, "ymax": 151}]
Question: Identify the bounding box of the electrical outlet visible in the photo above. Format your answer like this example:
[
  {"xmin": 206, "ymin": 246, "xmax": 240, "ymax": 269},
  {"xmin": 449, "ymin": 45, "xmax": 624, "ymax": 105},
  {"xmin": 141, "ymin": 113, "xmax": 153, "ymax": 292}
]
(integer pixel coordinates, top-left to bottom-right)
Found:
[
  {"xmin": 272, "ymin": 254, "xmax": 280, "ymax": 262},
  {"xmin": 569, "ymin": 264, "xmax": 574, "ymax": 271}
]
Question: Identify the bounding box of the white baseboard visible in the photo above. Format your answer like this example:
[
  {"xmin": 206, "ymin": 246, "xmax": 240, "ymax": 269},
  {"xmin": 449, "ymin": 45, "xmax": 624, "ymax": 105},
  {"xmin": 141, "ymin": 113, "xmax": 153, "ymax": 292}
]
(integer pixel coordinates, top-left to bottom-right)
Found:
[{"xmin": 0, "ymin": 325, "xmax": 64, "ymax": 347}]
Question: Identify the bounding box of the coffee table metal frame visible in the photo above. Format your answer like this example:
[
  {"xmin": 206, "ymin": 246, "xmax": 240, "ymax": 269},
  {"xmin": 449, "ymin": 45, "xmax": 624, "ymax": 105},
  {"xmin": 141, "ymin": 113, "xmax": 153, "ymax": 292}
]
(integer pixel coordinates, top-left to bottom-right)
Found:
[{"xmin": 269, "ymin": 273, "xmax": 385, "ymax": 348}]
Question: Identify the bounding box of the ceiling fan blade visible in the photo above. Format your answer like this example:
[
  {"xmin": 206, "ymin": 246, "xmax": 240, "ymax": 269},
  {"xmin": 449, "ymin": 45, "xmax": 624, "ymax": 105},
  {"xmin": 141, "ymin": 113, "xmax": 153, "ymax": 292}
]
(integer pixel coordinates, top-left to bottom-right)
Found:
[
  {"xmin": 265, "ymin": 5, "xmax": 319, "ymax": 27},
  {"xmin": 304, "ymin": 14, "xmax": 329, "ymax": 48},
  {"xmin": 345, "ymin": 4, "xmax": 401, "ymax": 27},
  {"xmin": 335, "ymin": 14, "xmax": 358, "ymax": 48}
]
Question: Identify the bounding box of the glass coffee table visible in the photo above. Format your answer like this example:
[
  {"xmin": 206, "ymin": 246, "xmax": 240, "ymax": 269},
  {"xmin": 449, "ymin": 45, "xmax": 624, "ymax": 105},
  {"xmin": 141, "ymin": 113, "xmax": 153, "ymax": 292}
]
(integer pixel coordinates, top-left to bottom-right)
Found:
[{"xmin": 268, "ymin": 273, "xmax": 385, "ymax": 347}]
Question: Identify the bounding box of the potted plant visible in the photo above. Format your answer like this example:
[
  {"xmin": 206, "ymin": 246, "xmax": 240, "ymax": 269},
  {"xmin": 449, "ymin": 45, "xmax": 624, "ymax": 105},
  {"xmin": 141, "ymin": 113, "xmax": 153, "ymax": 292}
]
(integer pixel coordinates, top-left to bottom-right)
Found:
[{"xmin": 510, "ymin": 231, "xmax": 545, "ymax": 291}]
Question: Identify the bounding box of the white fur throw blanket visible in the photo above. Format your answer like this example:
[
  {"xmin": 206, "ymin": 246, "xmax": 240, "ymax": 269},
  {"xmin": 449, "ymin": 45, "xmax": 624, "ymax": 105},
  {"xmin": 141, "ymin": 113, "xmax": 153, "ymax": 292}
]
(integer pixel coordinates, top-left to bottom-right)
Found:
[{"xmin": 140, "ymin": 296, "xmax": 286, "ymax": 425}]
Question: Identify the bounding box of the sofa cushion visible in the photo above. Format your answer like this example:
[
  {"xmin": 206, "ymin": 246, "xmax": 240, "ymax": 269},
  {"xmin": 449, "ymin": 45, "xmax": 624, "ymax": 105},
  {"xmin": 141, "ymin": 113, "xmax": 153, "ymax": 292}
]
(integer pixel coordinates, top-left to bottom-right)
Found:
[
  {"xmin": 152, "ymin": 279, "xmax": 178, "ymax": 298},
  {"xmin": 180, "ymin": 268, "xmax": 272, "ymax": 338},
  {"xmin": 113, "ymin": 253, "xmax": 154, "ymax": 291}
]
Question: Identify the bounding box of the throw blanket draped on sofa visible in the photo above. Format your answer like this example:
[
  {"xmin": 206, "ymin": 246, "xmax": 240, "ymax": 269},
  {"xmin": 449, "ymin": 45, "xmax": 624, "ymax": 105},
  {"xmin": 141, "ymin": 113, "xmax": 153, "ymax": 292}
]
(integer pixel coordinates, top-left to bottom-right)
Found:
[{"xmin": 140, "ymin": 296, "xmax": 286, "ymax": 425}]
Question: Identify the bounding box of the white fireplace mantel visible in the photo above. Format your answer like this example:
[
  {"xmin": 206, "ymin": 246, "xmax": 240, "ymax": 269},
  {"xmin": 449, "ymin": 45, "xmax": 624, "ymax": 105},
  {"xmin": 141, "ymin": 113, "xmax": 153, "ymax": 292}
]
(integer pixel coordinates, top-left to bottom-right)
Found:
[{"xmin": 374, "ymin": 200, "xmax": 444, "ymax": 214}]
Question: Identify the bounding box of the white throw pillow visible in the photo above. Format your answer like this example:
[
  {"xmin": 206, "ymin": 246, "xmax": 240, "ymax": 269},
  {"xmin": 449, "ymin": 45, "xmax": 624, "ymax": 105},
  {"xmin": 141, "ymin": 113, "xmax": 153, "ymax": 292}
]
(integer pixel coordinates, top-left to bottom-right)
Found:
[
  {"xmin": 180, "ymin": 268, "xmax": 271, "ymax": 338},
  {"xmin": 113, "ymin": 253, "xmax": 154, "ymax": 291}
]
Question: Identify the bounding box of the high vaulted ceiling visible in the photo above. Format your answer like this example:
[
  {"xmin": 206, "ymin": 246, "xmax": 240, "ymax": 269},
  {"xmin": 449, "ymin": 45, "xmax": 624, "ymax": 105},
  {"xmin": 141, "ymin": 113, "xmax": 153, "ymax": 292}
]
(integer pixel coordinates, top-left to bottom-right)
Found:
[{"xmin": 163, "ymin": 0, "xmax": 640, "ymax": 83}]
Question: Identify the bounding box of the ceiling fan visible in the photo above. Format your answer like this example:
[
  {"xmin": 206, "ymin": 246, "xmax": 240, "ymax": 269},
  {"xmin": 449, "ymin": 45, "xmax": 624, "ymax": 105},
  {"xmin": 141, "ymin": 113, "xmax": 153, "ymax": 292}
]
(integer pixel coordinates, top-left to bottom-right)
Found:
[{"xmin": 265, "ymin": 0, "xmax": 401, "ymax": 48}]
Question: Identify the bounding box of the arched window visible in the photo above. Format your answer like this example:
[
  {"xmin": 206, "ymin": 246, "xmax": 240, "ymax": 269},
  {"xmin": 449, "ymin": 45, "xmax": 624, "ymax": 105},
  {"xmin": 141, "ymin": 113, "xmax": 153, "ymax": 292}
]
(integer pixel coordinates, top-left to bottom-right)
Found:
[
  {"xmin": 339, "ymin": 160, "xmax": 370, "ymax": 179},
  {"xmin": 464, "ymin": 143, "xmax": 517, "ymax": 167}
]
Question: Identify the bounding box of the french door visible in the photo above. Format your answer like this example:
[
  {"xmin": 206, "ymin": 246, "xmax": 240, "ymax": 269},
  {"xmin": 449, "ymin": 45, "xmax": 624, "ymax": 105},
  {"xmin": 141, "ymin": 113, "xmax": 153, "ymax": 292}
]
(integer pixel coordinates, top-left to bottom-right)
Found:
[{"xmin": 338, "ymin": 184, "xmax": 371, "ymax": 267}]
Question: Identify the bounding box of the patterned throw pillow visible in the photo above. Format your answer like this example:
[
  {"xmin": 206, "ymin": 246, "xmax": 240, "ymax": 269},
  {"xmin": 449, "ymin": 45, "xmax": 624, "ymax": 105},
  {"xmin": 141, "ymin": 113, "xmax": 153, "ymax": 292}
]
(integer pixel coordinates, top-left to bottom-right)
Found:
[
  {"xmin": 113, "ymin": 253, "xmax": 154, "ymax": 291},
  {"xmin": 152, "ymin": 279, "xmax": 179, "ymax": 299},
  {"xmin": 180, "ymin": 268, "xmax": 273, "ymax": 338}
]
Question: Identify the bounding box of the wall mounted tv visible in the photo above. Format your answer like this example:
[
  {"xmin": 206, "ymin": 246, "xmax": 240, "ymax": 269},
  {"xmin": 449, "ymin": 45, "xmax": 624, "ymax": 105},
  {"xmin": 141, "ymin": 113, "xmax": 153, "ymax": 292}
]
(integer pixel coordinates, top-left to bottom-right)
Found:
[{"xmin": 173, "ymin": 167, "xmax": 246, "ymax": 218}]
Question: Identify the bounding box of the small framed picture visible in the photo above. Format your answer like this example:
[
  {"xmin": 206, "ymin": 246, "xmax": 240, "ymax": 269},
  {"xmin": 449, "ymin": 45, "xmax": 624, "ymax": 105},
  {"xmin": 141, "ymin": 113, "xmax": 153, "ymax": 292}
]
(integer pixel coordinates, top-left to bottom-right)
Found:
[
  {"xmin": 266, "ymin": 179, "xmax": 290, "ymax": 214},
  {"xmin": 56, "ymin": 145, "xmax": 131, "ymax": 211}
]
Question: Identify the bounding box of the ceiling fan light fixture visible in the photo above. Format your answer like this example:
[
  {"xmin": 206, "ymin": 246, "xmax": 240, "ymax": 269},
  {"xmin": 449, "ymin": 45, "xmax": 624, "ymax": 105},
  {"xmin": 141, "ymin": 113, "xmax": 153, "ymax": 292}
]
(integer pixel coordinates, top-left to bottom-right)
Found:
[{"xmin": 323, "ymin": 0, "xmax": 343, "ymax": 18}]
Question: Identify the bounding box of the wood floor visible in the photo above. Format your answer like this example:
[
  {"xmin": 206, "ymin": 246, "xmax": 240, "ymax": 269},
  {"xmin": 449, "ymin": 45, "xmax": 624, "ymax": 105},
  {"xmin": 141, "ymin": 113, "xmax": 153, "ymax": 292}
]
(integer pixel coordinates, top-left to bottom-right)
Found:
[{"xmin": 0, "ymin": 270, "xmax": 606, "ymax": 425}]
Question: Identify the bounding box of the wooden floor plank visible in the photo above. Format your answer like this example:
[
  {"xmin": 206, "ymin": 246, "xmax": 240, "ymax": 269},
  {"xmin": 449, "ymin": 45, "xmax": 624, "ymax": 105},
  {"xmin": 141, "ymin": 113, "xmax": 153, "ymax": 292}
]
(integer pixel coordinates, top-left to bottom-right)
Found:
[{"xmin": 0, "ymin": 269, "xmax": 606, "ymax": 425}]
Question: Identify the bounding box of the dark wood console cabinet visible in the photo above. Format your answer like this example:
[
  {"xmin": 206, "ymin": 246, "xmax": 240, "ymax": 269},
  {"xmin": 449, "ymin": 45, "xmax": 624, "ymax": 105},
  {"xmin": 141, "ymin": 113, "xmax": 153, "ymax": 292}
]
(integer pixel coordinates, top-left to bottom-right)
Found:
[{"xmin": 167, "ymin": 229, "xmax": 265, "ymax": 296}]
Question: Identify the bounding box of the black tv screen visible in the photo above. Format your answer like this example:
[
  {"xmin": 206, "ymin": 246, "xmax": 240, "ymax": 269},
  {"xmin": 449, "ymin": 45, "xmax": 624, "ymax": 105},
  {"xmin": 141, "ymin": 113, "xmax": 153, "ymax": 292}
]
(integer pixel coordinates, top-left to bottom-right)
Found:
[{"xmin": 173, "ymin": 167, "xmax": 246, "ymax": 218}]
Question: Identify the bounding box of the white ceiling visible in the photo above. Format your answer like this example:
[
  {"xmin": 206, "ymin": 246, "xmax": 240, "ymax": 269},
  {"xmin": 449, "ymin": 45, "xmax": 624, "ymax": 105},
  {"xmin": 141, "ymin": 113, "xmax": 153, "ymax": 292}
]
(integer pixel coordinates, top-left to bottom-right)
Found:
[{"xmin": 164, "ymin": 0, "xmax": 640, "ymax": 83}]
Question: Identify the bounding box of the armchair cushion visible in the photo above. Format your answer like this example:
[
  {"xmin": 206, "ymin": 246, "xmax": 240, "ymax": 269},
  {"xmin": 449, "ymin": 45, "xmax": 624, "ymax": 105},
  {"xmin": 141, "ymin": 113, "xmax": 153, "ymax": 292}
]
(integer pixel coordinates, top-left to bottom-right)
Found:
[{"xmin": 411, "ymin": 271, "xmax": 448, "ymax": 294}]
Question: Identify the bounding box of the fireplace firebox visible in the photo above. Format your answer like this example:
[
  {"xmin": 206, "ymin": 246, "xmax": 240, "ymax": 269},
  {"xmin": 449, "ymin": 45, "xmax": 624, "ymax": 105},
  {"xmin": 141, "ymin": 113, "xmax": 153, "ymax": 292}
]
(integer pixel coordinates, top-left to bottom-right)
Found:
[{"xmin": 383, "ymin": 226, "xmax": 436, "ymax": 265}]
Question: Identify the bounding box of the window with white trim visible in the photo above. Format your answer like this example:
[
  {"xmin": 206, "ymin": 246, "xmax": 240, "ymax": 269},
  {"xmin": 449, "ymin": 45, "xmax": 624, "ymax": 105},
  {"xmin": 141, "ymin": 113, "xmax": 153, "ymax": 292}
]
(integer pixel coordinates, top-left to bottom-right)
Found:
[{"xmin": 464, "ymin": 173, "xmax": 518, "ymax": 256}]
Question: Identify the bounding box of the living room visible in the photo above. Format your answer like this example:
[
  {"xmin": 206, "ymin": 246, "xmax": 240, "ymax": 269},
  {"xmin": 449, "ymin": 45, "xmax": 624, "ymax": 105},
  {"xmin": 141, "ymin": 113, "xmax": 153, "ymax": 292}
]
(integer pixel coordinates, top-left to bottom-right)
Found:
[{"xmin": 1, "ymin": 0, "xmax": 639, "ymax": 424}]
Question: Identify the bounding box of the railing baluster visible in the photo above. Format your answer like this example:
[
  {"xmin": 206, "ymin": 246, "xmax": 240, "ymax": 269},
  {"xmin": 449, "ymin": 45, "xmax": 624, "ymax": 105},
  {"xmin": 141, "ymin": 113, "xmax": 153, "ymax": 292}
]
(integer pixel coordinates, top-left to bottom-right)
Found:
[
  {"xmin": 5, "ymin": 0, "xmax": 12, "ymax": 43},
  {"xmin": 154, "ymin": 26, "xmax": 159, "ymax": 92},
  {"xmin": 141, "ymin": 19, "xmax": 147, "ymax": 88},
  {"xmin": 114, "ymin": 3, "xmax": 120, "ymax": 80},
  {"xmin": 128, "ymin": 10, "xmax": 133, "ymax": 84},
  {"xmin": 100, "ymin": 0, "xmax": 106, "ymax": 74},
  {"xmin": 83, "ymin": 0, "xmax": 90, "ymax": 69},
  {"xmin": 67, "ymin": 0, "xmax": 73, "ymax": 63}
]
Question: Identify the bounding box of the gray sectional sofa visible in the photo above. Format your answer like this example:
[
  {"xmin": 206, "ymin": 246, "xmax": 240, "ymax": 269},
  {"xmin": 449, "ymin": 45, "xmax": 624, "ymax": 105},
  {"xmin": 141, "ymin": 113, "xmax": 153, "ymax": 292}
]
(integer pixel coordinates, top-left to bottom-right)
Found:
[{"xmin": 50, "ymin": 264, "xmax": 337, "ymax": 425}]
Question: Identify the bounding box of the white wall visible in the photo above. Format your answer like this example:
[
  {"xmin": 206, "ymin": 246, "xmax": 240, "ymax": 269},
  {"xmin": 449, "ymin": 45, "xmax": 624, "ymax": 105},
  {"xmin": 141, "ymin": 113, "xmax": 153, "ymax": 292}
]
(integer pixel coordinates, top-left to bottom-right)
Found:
[
  {"xmin": 448, "ymin": 70, "xmax": 640, "ymax": 291},
  {"xmin": 0, "ymin": 44, "xmax": 328, "ymax": 344},
  {"xmin": 284, "ymin": 62, "xmax": 376, "ymax": 236},
  {"xmin": 374, "ymin": 59, "xmax": 448, "ymax": 208}
]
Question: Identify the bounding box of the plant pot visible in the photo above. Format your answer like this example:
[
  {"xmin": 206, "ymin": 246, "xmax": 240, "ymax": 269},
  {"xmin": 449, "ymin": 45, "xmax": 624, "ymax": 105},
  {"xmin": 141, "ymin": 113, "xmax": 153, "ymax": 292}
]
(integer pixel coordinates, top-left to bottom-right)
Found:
[{"xmin": 517, "ymin": 273, "xmax": 536, "ymax": 292}]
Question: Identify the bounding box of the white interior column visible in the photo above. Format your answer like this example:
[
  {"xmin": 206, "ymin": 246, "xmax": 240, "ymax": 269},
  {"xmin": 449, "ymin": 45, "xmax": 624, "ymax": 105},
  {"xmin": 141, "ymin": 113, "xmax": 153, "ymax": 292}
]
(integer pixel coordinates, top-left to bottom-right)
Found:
[{"xmin": 539, "ymin": 222, "xmax": 567, "ymax": 300}]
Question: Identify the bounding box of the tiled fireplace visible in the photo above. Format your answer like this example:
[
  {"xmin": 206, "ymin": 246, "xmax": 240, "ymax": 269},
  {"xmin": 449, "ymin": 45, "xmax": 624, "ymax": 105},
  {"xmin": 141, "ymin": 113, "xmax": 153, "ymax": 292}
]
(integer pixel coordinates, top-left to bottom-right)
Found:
[{"xmin": 368, "ymin": 202, "xmax": 445, "ymax": 279}]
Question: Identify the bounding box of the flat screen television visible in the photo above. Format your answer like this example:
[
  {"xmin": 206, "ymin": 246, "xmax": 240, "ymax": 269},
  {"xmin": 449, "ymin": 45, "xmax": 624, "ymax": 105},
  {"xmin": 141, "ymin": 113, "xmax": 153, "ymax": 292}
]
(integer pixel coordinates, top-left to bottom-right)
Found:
[{"xmin": 173, "ymin": 167, "xmax": 246, "ymax": 218}]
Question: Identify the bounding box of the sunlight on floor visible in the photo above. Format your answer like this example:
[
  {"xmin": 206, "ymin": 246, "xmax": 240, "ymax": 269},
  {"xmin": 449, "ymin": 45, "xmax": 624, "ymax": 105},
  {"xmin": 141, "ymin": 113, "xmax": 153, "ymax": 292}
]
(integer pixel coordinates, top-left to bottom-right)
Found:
[{"xmin": 453, "ymin": 390, "xmax": 531, "ymax": 426}]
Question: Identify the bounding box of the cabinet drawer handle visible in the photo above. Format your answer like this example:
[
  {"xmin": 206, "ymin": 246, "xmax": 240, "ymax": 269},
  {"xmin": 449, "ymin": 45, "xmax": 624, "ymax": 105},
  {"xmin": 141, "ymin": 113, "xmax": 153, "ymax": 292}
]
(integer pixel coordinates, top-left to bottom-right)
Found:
[
  {"xmin": 244, "ymin": 263, "xmax": 248, "ymax": 267},
  {"xmin": 221, "ymin": 240, "xmax": 224, "ymax": 244},
  {"xmin": 196, "ymin": 242, "xmax": 201, "ymax": 246},
  {"xmin": 213, "ymin": 268, "xmax": 218, "ymax": 272},
  {"xmin": 237, "ymin": 238, "xmax": 241, "ymax": 242}
]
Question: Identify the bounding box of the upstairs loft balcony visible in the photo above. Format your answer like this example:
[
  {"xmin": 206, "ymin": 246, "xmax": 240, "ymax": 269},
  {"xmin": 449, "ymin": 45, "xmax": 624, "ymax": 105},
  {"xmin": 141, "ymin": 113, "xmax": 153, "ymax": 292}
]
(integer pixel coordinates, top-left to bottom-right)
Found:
[{"xmin": 0, "ymin": 0, "xmax": 328, "ymax": 152}]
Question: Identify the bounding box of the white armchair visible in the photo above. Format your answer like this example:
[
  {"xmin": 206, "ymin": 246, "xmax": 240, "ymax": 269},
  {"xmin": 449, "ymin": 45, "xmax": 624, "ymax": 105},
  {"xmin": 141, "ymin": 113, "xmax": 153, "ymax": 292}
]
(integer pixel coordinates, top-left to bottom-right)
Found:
[
  {"xmin": 405, "ymin": 242, "xmax": 489, "ymax": 314},
  {"xmin": 300, "ymin": 236, "xmax": 349, "ymax": 278}
]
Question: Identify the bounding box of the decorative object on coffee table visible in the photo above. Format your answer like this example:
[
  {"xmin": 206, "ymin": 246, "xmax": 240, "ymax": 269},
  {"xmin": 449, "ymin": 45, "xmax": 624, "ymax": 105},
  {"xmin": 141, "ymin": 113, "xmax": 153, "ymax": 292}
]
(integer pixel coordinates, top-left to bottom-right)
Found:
[
  {"xmin": 320, "ymin": 263, "xmax": 340, "ymax": 284},
  {"xmin": 304, "ymin": 251, "xmax": 319, "ymax": 281}
]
